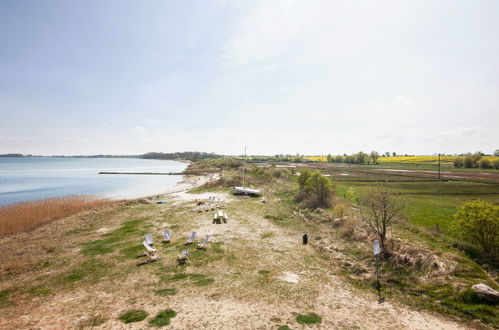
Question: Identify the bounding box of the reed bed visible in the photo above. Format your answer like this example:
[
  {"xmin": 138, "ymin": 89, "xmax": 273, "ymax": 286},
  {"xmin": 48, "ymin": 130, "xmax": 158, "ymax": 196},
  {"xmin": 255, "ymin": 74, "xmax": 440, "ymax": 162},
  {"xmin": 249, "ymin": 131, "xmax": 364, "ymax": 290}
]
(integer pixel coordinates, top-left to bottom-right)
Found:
[{"xmin": 0, "ymin": 196, "xmax": 112, "ymax": 236}]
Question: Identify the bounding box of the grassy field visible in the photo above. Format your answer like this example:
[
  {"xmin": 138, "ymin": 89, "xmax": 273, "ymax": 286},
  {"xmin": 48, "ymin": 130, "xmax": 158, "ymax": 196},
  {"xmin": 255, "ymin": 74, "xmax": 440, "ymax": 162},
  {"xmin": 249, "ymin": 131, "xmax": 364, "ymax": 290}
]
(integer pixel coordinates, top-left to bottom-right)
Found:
[
  {"xmin": 302, "ymin": 155, "xmax": 499, "ymax": 165},
  {"xmin": 0, "ymin": 163, "xmax": 497, "ymax": 328}
]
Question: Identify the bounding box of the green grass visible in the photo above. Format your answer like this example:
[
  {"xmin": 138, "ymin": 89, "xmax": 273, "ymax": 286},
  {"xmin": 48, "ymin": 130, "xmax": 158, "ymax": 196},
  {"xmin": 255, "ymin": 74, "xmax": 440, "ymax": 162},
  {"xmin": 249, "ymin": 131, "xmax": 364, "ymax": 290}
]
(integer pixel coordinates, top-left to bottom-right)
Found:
[
  {"xmin": 27, "ymin": 286, "xmax": 52, "ymax": 296},
  {"xmin": 194, "ymin": 278, "xmax": 215, "ymax": 286},
  {"xmin": 295, "ymin": 312, "xmax": 322, "ymax": 324},
  {"xmin": 118, "ymin": 309, "xmax": 148, "ymax": 323},
  {"xmin": 149, "ymin": 309, "xmax": 177, "ymax": 327},
  {"xmin": 0, "ymin": 289, "xmax": 11, "ymax": 307},
  {"xmin": 278, "ymin": 326, "xmax": 292, "ymax": 330},
  {"xmin": 261, "ymin": 232, "xmax": 274, "ymax": 239},
  {"xmin": 155, "ymin": 288, "xmax": 177, "ymax": 296},
  {"xmin": 258, "ymin": 270, "xmax": 271, "ymax": 275}
]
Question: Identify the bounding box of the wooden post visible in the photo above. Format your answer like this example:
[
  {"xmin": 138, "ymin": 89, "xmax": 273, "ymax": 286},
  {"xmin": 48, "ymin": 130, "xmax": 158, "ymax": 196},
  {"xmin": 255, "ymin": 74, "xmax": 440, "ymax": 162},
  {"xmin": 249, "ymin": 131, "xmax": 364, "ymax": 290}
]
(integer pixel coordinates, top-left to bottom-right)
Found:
[{"xmin": 438, "ymin": 153, "xmax": 441, "ymax": 181}]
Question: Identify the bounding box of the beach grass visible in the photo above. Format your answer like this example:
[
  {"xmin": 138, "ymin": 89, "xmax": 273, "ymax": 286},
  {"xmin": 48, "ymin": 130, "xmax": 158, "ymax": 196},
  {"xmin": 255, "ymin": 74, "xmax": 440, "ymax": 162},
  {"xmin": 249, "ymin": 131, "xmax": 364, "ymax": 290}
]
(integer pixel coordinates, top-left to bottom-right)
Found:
[{"xmin": 0, "ymin": 196, "xmax": 112, "ymax": 236}]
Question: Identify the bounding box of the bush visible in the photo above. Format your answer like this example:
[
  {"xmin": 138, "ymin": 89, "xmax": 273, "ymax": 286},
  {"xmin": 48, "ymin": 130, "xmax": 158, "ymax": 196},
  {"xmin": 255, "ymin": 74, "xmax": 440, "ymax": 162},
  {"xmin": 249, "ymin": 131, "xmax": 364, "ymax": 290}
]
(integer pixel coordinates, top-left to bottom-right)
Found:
[
  {"xmin": 297, "ymin": 169, "xmax": 311, "ymax": 190},
  {"xmin": 453, "ymin": 157, "xmax": 463, "ymax": 168},
  {"xmin": 464, "ymin": 155, "xmax": 475, "ymax": 168},
  {"xmin": 493, "ymin": 159, "xmax": 499, "ymax": 169},
  {"xmin": 303, "ymin": 171, "xmax": 334, "ymax": 208},
  {"xmin": 332, "ymin": 204, "xmax": 348, "ymax": 218},
  {"xmin": 452, "ymin": 200, "xmax": 499, "ymax": 256},
  {"xmin": 479, "ymin": 158, "xmax": 491, "ymax": 169}
]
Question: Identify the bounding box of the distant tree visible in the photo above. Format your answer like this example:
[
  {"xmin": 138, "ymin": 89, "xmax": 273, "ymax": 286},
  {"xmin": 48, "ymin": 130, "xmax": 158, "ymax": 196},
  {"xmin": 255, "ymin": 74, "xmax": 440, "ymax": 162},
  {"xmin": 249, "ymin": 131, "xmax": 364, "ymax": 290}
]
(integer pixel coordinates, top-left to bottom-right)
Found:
[
  {"xmin": 359, "ymin": 184, "xmax": 405, "ymax": 256},
  {"xmin": 304, "ymin": 171, "xmax": 334, "ymax": 207},
  {"xmin": 392, "ymin": 152, "xmax": 397, "ymax": 157},
  {"xmin": 479, "ymin": 158, "xmax": 491, "ymax": 169},
  {"xmin": 297, "ymin": 169, "xmax": 312, "ymax": 190},
  {"xmin": 452, "ymin": 200, "xmax": 499, "ymax": 255},
  {"xmin": 370, "ymin": 151, "xmax": 379, "ymax": 164},
  {"xmin": 493, "ymin": 159, "xmax": 499, "ymax": 169},
  {"xmin": 327, "ymin": 154, "xmax": 332, "ymax": 163},
  {"xmin": 453, "ymin": 157, "xmax": 464, "ymax": 168},
  {"xmin": 494, "ymin": 149, "xmax": 499, "ymax": 157},
  {"xmin": 385, "ymin": 152, "xmax": 390, "ymax": 157},
  {"xmin": 463, "ymin": 152, "xmax": 484, "ymax": 168},
  {"xmin": 355, "ymin": 152, "xmax": 368, "ymax": 164}
]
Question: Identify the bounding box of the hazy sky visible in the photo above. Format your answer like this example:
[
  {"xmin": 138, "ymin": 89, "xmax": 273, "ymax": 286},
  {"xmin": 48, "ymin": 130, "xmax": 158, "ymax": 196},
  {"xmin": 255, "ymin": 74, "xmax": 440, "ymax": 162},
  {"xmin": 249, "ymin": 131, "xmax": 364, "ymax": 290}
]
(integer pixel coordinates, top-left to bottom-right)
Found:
[{"xmin": 1, "ymin": 0, "xmax": 498, "ymax": 156}]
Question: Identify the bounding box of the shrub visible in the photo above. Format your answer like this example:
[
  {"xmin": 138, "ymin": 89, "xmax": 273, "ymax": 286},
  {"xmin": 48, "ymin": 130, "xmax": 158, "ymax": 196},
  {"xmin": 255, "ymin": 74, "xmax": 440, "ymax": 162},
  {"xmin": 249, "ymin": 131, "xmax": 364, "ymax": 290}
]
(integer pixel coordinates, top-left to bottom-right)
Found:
[
  {"xmin": 118, "ymin": 310, "xmax": 148, "ymax": 323},
  {"xmin": 298, "ymin": 171, "xmax": 334, "ymax": 208},
  {"xmin": 452, "ymin": 200, "xmax": 499, "ymax": 256},
  {"xmin": 453, "ymin": 157, "xmax": 463, "ymax": 168},
  {"xmin": 493, "ymin": 159, "xmax": 499, "ymax": 169},
  {"xmin": 297, "ymin": 169, "xmax": 311, "ymax": 190},
  {"xmin": 479, "ymin": 158, "xmax": 491, "ymax": 169},
  {"xmin": 463, "ymin": 155, "xmax": 475, "ymax": 168},
  {"xmin": 332, "ymin": 204, "xmax": 348, "ymax": 218},
  {"xmin": 339, "ymin": 218, "xmax": 358, "ymax": 239}
]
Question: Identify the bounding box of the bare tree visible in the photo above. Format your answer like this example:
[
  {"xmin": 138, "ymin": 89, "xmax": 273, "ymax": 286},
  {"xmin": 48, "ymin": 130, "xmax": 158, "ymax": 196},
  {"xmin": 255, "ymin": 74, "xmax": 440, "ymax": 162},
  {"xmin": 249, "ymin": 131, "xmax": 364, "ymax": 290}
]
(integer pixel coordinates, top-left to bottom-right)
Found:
[
  {"xmin": 359, "ymin": 184, "xmax": 405, "ymax": 256},
  {"xmin": 370, "ymin": 151, "xmax": 379, "ymax": 164}
]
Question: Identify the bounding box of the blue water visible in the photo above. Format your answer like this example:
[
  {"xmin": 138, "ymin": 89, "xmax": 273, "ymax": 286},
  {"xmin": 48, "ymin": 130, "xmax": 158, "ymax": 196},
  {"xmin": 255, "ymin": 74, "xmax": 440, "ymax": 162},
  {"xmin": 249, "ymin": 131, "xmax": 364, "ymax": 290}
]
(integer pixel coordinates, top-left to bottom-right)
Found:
[{"xmin": 0, "ymin": 158, "xmax": 188, "ymax": 206}]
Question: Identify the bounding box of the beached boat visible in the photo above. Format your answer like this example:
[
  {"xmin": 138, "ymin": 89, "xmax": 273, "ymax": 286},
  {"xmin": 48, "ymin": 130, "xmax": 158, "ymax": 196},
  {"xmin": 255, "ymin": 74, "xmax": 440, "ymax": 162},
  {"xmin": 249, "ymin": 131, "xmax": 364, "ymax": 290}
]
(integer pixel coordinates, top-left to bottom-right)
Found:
[
  {"xmin": 233, "ymin": 186, "xmax": 261, "ymax": 196},
  {"xmin": 233, "ymin": 146, "xmax": 261, "ymax": 196}
]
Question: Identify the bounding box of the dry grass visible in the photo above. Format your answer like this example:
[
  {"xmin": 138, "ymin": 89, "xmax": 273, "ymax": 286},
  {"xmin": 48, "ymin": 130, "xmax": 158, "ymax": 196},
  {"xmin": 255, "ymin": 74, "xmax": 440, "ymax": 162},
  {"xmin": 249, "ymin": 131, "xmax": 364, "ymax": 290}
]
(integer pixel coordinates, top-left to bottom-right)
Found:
[{"xmin": 0, "ymin": 196, "xmax": 112, "ymax": 236}]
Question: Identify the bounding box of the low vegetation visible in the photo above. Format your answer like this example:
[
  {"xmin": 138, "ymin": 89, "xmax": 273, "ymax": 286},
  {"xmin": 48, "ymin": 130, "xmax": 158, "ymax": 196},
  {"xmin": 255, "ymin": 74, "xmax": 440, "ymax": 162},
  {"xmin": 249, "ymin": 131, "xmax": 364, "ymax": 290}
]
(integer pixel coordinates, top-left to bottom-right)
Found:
[
  {"xmin": 149, "ymin": 309, "xmax": 177, "ymax": 327},
  {"xmin": 452, "ymin": 200, "xmax": 499, "ymax": 257},
  {"xmin": 118, "ymin": 309, "xmax": 148, "ymax": 323},
  {"xmin": 0, "ymin": 196, "xmax": 112, "ymax": 236}
]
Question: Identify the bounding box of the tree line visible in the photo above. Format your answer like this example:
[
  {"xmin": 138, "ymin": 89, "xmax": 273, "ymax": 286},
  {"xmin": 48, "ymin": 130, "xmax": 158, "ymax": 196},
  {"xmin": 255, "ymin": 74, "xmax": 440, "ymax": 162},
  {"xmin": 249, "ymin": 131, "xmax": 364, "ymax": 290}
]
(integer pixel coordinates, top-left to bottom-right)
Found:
[
  {"xmin": 453, "ymin": 152, "xmax": 499, "ymax": 169},
  {"xmin": 326, "ymin": 151, "xmax": 381, "ymax": 165}
]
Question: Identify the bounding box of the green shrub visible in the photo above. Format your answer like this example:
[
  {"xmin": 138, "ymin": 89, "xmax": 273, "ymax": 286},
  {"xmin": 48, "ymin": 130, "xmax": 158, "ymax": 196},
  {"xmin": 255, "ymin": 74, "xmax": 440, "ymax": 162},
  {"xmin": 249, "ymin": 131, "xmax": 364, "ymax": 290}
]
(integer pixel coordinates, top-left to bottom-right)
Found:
[
  {"xmin": 296, "ymin": 312, "xmax": 322, "ymax": 324},
  {"xmin": 118, "ymin": 309, "xmax": 148, "ymax": 323},
  {"xmin": 452, "ymin": 200, "xmax": 499, "ymax": 255},
  {"xmin": 479, "ymin": 158, "xmax": 491, "ymax": 169}
]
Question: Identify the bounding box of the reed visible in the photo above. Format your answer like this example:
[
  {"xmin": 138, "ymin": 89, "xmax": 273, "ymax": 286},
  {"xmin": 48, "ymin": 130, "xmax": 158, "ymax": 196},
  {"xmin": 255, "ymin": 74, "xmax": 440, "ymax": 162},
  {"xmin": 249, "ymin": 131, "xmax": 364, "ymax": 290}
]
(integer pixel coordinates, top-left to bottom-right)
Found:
[{"xmin": 0, "ymin": 196, "xmax": 112, "ymax": 236}]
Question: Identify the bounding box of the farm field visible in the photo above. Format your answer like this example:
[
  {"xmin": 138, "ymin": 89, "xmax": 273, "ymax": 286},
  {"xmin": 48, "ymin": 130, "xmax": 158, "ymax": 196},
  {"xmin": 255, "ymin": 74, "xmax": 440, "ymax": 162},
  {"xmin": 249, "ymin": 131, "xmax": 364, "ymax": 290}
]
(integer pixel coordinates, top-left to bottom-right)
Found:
[
  {"xmin": 299, "ymin": 164, "xmax": 499, "ymax": 233},
  {"xmin": 303, "ymin": 155, "xmax": 499, "ymax": 165}
]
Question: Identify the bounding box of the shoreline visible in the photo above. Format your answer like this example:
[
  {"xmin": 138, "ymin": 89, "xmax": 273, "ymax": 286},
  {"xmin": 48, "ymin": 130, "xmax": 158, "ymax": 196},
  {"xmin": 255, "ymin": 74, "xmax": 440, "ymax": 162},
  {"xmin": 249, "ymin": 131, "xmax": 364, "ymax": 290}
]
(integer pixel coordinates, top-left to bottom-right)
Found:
[{"xmin": 122, "ymin": 172, "xmax": 219, "ymax": 201}]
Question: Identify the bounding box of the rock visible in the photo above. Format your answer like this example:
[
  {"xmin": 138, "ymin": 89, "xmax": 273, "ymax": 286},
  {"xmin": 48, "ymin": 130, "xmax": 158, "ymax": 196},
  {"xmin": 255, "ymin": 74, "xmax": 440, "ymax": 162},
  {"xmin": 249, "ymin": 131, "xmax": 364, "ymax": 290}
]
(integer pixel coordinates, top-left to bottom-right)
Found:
[{"xmin": 472, "ymin": 284, "xmax": 499, "ymax": 302}]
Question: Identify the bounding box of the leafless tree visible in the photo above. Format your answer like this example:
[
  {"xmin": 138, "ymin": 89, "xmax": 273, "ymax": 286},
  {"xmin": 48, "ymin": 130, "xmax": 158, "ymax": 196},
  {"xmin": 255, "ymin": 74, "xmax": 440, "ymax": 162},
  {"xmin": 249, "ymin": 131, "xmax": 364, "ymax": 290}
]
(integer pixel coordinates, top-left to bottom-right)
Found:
[{"xmin": 359, "ymin": 184, "xmax": 405, "ymax": 256}]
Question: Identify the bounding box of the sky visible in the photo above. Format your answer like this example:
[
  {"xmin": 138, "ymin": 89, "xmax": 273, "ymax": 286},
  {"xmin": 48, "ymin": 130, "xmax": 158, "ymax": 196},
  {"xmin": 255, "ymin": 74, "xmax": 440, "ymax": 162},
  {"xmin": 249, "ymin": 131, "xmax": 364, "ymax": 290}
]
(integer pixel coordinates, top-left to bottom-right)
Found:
[{"xmin": 0, "ymin": 0, "xmax": 498, "ymax": 156}]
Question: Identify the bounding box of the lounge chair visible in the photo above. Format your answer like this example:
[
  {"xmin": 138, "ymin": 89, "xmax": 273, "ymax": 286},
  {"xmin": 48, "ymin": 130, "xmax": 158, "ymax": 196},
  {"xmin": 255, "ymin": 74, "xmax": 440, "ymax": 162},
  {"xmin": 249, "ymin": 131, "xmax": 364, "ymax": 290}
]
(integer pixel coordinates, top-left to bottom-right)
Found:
[
  {"xmin": 177, "ymin": 249, "xmax": 189, "ymax": 264},
  {"xmin": 162, "ymin": 229, "xmax": 171, "ymax": 243},
  {"xmin": 144, "ymin": 233, "xmax": 154, "ymax": 245},
  {"xmin": 137, "ymin": 241, "xmax": 159, "ymax": 265},
  {"xmin": 197, "ymin": 235, "xmax": 210, "ymax": 250},
  {"xmin": 143, "ymin": 241, "xmax": 156, "ymax": 253},
  {"xmin": 185, "ymin": 231, "xmax": 196, "ymax": 245}
]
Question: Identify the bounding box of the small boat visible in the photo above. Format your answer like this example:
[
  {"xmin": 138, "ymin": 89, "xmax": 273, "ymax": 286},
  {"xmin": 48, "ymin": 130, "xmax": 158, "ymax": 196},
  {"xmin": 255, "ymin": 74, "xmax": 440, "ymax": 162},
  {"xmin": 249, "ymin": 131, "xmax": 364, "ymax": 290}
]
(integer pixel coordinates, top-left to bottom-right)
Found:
[{"xmin": 234, "ymin": 186, "xmax": 261, "ymax": 196}]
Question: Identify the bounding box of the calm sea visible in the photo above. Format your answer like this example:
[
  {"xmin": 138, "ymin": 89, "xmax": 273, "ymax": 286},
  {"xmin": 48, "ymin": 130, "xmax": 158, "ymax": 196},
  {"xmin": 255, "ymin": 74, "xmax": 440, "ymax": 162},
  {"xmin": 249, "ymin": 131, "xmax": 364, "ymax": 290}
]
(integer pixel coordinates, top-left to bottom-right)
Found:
[{"xmin": 0, "ymin": 157, "xmax": 188, "ymax": 206}]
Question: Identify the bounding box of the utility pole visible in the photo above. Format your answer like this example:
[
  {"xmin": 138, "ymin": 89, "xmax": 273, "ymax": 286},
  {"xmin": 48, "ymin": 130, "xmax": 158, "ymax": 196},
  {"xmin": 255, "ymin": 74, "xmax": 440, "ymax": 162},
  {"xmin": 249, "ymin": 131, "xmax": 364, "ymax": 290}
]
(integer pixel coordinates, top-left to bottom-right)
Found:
[
  {"xmin": 242, "ymin": 146, "xmax": 246, "ymax": 188},
  {"xmin": 438, "ymin": 153, "xmax": 441, "ymax": 181}
]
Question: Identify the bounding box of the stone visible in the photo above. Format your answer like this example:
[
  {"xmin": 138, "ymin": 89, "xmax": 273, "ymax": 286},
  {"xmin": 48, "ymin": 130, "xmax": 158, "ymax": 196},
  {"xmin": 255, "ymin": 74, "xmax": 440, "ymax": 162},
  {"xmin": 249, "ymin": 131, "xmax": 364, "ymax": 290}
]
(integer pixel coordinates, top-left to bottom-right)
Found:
[{"xmin": 472, "ymin": 284, "xmax": 499, "ymax": 302}]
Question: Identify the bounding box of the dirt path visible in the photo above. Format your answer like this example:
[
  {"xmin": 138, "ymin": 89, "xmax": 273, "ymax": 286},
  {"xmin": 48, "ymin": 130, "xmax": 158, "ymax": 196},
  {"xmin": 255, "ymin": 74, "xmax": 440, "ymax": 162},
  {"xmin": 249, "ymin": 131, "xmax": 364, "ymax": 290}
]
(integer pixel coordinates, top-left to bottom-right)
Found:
[{"xmin": 0, "ymin": 191, "xmax": 468, "ymax": 329}]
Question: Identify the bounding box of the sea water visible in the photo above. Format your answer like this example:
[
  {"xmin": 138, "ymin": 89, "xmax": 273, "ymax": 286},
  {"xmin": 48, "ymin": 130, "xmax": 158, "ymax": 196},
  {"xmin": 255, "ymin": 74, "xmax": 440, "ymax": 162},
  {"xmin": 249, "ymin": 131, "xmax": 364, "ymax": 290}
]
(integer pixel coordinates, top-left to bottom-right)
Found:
[{"xmin": 0, "ymin": 157, "xmax": 188, "ymax": 206}]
